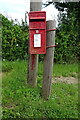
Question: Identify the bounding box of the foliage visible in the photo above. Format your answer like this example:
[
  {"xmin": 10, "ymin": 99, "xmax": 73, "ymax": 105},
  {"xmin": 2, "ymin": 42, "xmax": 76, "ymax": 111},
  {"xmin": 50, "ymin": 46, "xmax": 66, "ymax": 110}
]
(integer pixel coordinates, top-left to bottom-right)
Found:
[
  {"xmin": 2, "ymin": 14, "xmax": 29, "ymax": 61},
  {"xmin": 43, "ymin": 2, "xmax": 79, "ymax": 63},
  {"xmin": 2, "ymin": 61, "xmax": 78, "ymax": 119},
  {"xmin": 54, "ymin": 11, "xmax": 78, "ymax": 63},
  {"xmin": 54, "ymin": 2, "xmax": 79, "ymax": 63}
]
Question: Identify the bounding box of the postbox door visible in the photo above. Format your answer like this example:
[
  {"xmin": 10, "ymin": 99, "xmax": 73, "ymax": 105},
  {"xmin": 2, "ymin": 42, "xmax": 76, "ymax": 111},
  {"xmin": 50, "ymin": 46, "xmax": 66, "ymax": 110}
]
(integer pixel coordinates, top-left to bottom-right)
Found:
[{"xmin": 29, "ymin": 29, "xmax": 46, "ymax": 54}]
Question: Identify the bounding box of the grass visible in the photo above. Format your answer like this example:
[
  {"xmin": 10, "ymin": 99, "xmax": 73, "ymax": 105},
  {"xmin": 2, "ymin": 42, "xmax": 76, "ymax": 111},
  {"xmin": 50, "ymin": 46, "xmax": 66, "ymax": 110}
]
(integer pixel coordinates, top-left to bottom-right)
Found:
[
  {"xmin": 2, "ymin": 60, "xmax": 79, "ymax": 119},
  {"xmin": 53, "ymin": 64, "xmax": 78, "ymax": 78}
]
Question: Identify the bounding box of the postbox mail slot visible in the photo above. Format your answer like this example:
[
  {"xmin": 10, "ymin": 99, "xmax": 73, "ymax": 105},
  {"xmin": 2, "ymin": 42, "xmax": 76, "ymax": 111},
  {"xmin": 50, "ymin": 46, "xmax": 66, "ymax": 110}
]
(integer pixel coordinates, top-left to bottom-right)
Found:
[{"xmin": 29, "ymin": 19, "xmax": 45, "ymax": 22}]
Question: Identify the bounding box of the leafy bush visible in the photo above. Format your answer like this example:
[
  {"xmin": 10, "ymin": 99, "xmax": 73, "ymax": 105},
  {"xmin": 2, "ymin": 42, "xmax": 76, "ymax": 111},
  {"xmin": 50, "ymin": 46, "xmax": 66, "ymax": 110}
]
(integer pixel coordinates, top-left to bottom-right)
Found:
[
  {"xmin": 54, "ymin": 12, "xmax": 79, "ymax": 63},
  {"xmin": 2, "ymin": 14, "xmax": 29, "ymax": 61}
]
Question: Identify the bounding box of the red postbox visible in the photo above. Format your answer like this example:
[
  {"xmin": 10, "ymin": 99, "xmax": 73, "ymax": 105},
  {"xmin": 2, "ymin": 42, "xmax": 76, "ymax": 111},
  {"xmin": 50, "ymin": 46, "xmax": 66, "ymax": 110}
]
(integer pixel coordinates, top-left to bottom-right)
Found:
[{"xmin": 29, "ymin": 11, "xmax": 46, "ymax": 54}]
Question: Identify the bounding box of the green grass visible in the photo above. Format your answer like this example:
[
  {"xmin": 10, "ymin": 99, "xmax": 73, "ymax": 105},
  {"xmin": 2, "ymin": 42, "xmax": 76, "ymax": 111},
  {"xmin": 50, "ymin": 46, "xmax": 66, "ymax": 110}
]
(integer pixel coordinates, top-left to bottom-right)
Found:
[
  {"xmin": 53, "ymin": 63, "xmax": 78, "ymax": 77},
  {"xmin": 38, "ymin": 62, "xmax": 78, "ymax": 78},
  {"xmin": 2, "ymin": 61, "xmax": 78, "ymax": 119}
]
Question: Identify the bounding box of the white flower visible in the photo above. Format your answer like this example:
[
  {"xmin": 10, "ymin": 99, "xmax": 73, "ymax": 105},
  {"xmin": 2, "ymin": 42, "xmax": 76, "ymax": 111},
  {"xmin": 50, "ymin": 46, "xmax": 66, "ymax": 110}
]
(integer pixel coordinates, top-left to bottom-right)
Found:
[
  {"xmin": 3, "ymin": 59, "xmax": 5, "ymax": 61},
  {"xmin": 16, "ymin": 44, "xmax": 18, "ymax": 46}
]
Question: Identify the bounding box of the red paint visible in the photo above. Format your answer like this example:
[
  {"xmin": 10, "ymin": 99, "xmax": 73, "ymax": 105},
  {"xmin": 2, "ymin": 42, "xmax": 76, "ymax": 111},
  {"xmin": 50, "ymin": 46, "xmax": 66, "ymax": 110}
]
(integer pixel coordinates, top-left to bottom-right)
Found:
[
  {"xmin": 29, "ymin": 11, "xmax": 46, "ymax": 54},
  {"xmin": 46, "ymin": 45, "xmax": 56, "ymax": 48},
  {"xmin": 46, "ymin": 29, "xmax": 57, "ymax": 32},
  {"xmin": 32, "ymin": 55, "xmax": 35, "ymax": 70}
]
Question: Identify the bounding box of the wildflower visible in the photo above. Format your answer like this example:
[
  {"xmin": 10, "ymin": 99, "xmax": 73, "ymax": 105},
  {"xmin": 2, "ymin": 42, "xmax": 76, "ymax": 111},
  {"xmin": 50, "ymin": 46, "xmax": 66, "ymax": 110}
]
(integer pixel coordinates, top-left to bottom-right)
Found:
[
  {"xmin": 3, "ymin": 59, "xmax": 5, "ymax": 61},
  {"xmin": 16, "ymin": 44, "xmax": 18, "ymax": 46}
]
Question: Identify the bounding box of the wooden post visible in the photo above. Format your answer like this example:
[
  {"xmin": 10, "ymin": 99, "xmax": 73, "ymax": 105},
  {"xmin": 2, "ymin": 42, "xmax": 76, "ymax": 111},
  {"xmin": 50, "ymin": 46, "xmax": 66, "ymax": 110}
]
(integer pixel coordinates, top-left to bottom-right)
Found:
[
  {"xmin": 27, "ymin": 0, "xmax": 42, "ymax": 87},
  {"xmin": 42, "ymin": 20, "xmax": 56, "ymax": 99},
  {"xmin": 30, "ymin": 1, "xmax": 42, "ymax": 11}
]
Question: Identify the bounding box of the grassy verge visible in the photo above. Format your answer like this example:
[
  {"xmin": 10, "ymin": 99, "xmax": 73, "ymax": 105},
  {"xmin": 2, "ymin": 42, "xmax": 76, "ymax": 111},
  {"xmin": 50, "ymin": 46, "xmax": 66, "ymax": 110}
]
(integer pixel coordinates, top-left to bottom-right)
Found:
[
  {"xmin": 2, "ymin": 61, "xmax": 78, "ymax": 119},
  {"xmin": 53, "ymin": 63, "xmax": 78, "ymax": 77}
]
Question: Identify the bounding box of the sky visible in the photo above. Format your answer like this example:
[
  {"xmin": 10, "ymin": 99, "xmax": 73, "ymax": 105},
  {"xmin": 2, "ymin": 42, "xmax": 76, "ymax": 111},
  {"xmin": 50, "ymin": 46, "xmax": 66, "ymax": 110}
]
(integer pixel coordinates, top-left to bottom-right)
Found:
[{"xmin": 0, "ymin": 0, "xmax": 59, "ymax": 26}]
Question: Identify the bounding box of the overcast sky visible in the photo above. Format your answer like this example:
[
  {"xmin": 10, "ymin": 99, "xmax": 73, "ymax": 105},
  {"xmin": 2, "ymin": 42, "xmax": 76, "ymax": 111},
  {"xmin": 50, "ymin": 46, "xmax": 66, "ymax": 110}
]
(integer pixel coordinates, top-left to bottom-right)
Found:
[{"xmin": 0, "ymin": 0, "xmax": 59, "ymax": 26}]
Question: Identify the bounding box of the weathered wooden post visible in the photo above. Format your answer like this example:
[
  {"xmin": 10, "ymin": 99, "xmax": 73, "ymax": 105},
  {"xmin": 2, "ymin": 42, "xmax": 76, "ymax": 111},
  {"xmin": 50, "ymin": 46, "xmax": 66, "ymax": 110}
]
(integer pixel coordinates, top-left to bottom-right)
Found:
[
  {"xmin": 27, "ymin": 0, "xmax": 42, "ymax": 87},
  {"xmin": 42, "ymin": 20, "xmax": 56, "ymax": 99}
]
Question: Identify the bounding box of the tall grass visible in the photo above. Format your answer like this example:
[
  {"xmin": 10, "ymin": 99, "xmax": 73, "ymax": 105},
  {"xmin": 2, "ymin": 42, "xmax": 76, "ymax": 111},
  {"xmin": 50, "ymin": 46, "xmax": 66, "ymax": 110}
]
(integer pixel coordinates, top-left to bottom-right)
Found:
[
  {"xmin": 2, "ymin": 61, "xmax": 78, "ymax": 119},
  {"xmin": 38, "ymin": 62, "xmax": 78, "ymax": 77}
]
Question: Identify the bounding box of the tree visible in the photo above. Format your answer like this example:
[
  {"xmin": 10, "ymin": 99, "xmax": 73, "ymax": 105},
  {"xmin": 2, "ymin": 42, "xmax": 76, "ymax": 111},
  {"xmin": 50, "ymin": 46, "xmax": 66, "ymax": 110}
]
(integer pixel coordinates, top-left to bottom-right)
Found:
[
  {"xmin": 55, "ymin": 2, "xmax": 80, "ymax": 63},
  {"xmin": 43, "ymin": 1, "xmax": 80, "ymax": 63},
  {"xmin": 54, "ymin": 11, "xmax": 78, "ymax": 63}
]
